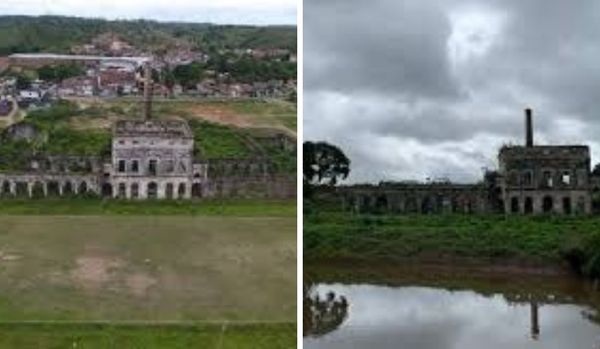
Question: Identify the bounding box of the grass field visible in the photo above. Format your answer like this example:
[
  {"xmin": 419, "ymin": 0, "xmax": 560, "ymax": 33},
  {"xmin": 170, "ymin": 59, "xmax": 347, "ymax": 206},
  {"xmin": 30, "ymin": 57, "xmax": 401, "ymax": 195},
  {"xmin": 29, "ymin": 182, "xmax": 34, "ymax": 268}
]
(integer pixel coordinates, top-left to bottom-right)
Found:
[
  {"xmin": 0, "ymin": 323, "xmax": 296, "ymax": 348},
  {"xmin": 0, "ymin": 198, "xmax": 296, "ymax": 217},
  {"xmin": 0, "ymin": 214, "xmax": 296, "ymax": 347},
  {"xmin": 304, "ymin": 210, "xmax": 600, "ymax": 265}
]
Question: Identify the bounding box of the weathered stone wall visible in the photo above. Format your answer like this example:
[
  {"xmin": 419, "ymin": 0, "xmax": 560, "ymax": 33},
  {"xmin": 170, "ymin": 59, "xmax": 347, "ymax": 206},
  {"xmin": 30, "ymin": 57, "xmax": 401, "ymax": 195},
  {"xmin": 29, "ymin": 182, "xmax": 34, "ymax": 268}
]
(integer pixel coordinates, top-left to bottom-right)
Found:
[
  {"xmin": 498, "ymin": 145, "xmax": 592, "ymax": 214},
  {"xmin": 0, "ymin": 173, "xmax": 100, "ymax": 197},
  {"xmin": 339, "ymin": 183, "xmax": 490, "ymax": 214},
  {"xmin": 203, "ymin": 174, "xmax": 296, "ymax": 199}
]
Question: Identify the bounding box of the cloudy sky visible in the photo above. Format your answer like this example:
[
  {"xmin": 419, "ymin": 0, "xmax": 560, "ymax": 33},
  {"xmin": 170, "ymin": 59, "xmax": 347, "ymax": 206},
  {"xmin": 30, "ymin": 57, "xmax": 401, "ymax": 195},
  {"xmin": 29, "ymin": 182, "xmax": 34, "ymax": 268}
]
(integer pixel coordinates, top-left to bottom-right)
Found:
[
  {"xmin": 304, "ymin": 0, "xmax": 600, "ymax": 183},
  {"xmin": 0, "ymin": 0, "xmax": 296, "ymax": 25}
]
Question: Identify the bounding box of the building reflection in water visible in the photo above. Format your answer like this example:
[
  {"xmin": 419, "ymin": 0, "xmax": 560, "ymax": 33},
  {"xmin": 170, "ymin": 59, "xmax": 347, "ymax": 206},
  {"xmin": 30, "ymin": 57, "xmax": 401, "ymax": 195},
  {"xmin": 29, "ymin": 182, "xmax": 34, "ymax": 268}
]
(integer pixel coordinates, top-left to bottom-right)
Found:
[
  {"xmin": 531, "ymin": 301, "xmax": 540, "ymax": 340},
  {"xmin": 304, "ymin": 286, "xmax": 349, "ymax": 337}
]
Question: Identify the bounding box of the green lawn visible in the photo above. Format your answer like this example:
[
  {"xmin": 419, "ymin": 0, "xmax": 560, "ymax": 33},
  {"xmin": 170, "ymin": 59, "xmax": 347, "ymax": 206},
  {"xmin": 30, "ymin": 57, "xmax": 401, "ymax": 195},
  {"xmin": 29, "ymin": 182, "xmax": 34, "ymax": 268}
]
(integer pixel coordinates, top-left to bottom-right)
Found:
[
  {"xmin": 0, "ymin": 198, "xmax": 296, "ymax": 217},
  {"xmin": 0, "ymin": 323, "xmax": 296, "ymax": 349}
]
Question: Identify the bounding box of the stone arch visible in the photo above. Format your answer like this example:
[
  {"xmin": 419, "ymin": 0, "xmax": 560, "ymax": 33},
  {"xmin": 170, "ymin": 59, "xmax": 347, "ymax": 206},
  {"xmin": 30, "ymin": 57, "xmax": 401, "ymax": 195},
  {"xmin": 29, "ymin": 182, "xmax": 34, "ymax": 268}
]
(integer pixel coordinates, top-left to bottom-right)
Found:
[
  {"xmin": 361, "ymin": 195, "xmax": 372, "ymax": 212},
  {"xmin": 191, "ymin": 183, "xmax": 202, "ymax": 198},
  {"xmin": 47, "ymin": 181, "xmax": 60, "ymax": 196},
  {"xmin": 421, "ymin": 196, "xmax": 434, "ymax": 214},
  {"xmin": 63, "ymin": 181, "xmax": 74, "ymax": 195},
  {"xmin": 131, "ymin": 183, "xmax": 139, "ymax": 199},
  {"xmin": 101, "ymin": 182, "xmax": 112, "ymax": 197},
  {"xmin": 405, "ymin": 196, "xmax": 418, "ymax": 213},
  {"xmin": 15, "ymin": 182, "xmax": 28, "ymax": 197},
  {"xmin": 147, "ymin": 182, "xmax": 158, "ymax": 199},
  {"xmin": 465, "ymin": 200, "xmax": 473, "ymax": 214},
  {"xmin": 32, "ymin": 181, "xmax": 45, "ymax": 198},
  {"xmin": 118, "ymin": 183, "xmax": 126, "ymax": 198},
  {"xmin": 543, "ymin": 196, "xmax": 553, "ymax": 213},
  {"xmin": 511, "ymin": 197, "xmax": 519, "ymax": 213},
  {"xmin": 178, "ymin": 183, "xmax": 187, "ymax": 199},
  {"xmin": 78, "ymin": 181, "xmax": 88, "ymax": 194},
  {"xmin": 375, "ymin": 195, "xmax": 388, "ymax": 213},
  {"xmin": 165, "ymin": 183, "xmax": 174, "ymax": 199},
  {"xmin": 524, "ymin": 197, "xmax": 533, "ymax": 214},
  {"xmin": 563, "ymin": 197, "xmax": 572, "ymax": 215},
  {"xmin": 451, "ymin": 197, "xmax": 459, "ymax": 213},
  {"xmin": 1, "ymin": 181, "xmax": 10, "ymax": 195},
  {"xmin": 577, "ymin": 196, "xmax": 586, "ymax": 214}
]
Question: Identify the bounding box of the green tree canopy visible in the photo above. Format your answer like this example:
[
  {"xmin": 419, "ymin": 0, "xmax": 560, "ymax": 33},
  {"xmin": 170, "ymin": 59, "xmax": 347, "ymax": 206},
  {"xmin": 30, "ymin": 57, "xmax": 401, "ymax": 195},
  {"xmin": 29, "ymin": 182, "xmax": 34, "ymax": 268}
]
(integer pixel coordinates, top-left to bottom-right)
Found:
[
  {"xmin": 303, "ymin": 141, "xmax": 350, "ymax": 186},
  {"xmin": 172, "ymin": 62, "xmax": 204, "ymax": 88},
  {"xmin": 36, "ymin": 64, "xmax": 84, "ymax": 82}
]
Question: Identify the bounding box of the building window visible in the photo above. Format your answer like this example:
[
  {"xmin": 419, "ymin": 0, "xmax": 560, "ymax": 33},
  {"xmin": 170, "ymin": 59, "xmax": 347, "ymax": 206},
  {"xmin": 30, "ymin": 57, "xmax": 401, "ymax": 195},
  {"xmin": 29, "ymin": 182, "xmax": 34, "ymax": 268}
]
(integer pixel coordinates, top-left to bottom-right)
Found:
[
  {"xmin": 543, "ymin": 171, "xmax": 553, "ymax": 188},
  {"xmin": 561, "ymin": 171, "xmax": 571, "ymax": 185},
  {"xmin": 118, "ymin": 183, "xmax": 126, "ymax": 198},
  {"xmin": 523, "ymin": 171, "xmax": 533, "ymax": 186},
  {"xmin": 131, "ymin": 160, "xmax": 139, "ymax": 173},
  {"xmin": 118, "ymin": 160, "xmax": 126, "ymax": 173},
  {"xmin": 148, "ymin": 160, "xmax": 157, "ymax": 176}
]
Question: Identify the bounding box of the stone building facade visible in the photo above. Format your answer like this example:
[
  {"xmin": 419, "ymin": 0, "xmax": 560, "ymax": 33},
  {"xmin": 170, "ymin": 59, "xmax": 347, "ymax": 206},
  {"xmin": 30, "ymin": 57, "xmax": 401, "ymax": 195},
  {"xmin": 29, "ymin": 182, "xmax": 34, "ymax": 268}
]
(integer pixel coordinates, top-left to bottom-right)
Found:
[
  {"xmin": 339, "ymin": 109, "xmax": 594, "ymax": 215},
  {"xmin": 107, "ymin": 119, "xmax": 206, "ymax": 199}
]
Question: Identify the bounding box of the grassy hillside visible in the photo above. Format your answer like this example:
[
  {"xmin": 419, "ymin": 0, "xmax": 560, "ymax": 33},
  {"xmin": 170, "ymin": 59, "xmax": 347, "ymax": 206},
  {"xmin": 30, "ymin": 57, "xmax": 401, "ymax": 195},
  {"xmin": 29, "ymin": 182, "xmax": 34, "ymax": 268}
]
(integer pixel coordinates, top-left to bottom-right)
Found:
[
  {"xmin": 0, "ymin": 99, "xmax": 296, "ymax": 172},
  {"xmin": 0, "ymin": 16, "xmax": 296, "ymax": 54}
]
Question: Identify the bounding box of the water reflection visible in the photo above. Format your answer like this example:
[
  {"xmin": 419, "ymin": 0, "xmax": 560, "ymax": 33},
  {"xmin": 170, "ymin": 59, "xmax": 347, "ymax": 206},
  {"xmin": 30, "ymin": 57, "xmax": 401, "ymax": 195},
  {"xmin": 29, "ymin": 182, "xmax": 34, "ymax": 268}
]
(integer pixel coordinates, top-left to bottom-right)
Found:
[
  {"xmin": 304, "ymin": 284, "xmax": 600, "ymax": 349},
  {"xmin": 304, "ymin": 285, "xmax": 349, "ymax": 337}
]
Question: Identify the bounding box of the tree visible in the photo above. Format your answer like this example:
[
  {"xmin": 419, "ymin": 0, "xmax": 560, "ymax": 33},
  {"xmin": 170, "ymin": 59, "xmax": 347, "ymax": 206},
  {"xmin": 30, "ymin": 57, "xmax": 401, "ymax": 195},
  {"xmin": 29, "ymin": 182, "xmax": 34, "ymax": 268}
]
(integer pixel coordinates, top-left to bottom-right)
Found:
[
  {"xmin": 303, "ymin": 141, "xmax": 350, "ymax": 186},
  {"xmin": 15, "ymin": 74, "xmax": 32, "ymax": 90},
  {"xmin": 592, "ymin": 163, "xmax": 600, "ymax": 176},
  {"xmin": 172, "ymin": 62, "xmax": 204, "ymax": 88}
]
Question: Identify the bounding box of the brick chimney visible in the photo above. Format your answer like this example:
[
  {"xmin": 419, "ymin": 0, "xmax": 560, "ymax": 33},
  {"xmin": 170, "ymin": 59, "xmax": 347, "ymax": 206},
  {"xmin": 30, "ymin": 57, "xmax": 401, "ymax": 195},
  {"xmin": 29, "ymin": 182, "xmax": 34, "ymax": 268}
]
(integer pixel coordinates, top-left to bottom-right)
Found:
[
  {"xmin": 525, "ymin": 108, "xmax": 533, "ymax": 147},
  {"xmin": 143, "ymin": 62, "xmax": 152, "ymax": 120}
]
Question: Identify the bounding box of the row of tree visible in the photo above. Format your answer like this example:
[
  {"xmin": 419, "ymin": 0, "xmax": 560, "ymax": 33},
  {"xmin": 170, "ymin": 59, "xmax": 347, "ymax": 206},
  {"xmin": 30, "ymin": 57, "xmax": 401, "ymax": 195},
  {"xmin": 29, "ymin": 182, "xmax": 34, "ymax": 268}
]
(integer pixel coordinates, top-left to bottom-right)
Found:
[{"xmin": 162, "ymin": 56, "xmax": 296, "ymax": 89}]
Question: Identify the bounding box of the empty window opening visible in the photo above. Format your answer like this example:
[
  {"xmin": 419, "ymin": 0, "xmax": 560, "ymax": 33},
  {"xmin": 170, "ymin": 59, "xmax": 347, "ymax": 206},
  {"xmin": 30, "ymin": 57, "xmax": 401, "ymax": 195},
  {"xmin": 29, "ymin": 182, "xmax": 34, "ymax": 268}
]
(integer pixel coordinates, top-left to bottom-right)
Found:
[
  {"xmin": 561, "ymin": 172, "xmax": 571, "ymax": 185},
  {"xmin": 148, "ymin": 160, "xmax": 157, "ymax": 176},
  {"xmin": 147, "ymin": 182, "xmax": 158, "ymax": 199},
  {"xmin": 543, "ymin": 171, "xmax": 553, "ymax": 187},
  {"xmin": 563, "ymin": 197, "xmax": 572, "ymax": 214},
  {"xmin": 511, "ymin": 197, "xmax": 519, "ymax": 213},
  {"xmin": 543, "ymin": 196, "xmax": 554, "ymax": 213}
]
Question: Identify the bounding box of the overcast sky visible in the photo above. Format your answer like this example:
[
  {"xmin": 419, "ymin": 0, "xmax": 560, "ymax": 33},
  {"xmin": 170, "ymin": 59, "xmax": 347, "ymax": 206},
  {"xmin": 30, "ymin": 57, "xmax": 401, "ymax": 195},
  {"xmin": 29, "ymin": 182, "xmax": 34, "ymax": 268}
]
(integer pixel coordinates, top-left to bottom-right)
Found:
[
  {"xmin": 0, "ymin": 0, "xmax": 296, "ymax": 25},
  {"xmin": 304, "ymin": 0, "xmax": 600, "ymax": 183}
]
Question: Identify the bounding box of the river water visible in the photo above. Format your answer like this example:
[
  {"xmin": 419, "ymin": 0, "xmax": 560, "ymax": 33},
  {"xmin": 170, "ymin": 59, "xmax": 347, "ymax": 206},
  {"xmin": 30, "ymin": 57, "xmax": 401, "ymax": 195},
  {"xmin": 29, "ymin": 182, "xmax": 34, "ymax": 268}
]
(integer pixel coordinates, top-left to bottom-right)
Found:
[{"xmin": 304, "ymin": 268, "xmax": 600, "ymax": 349}]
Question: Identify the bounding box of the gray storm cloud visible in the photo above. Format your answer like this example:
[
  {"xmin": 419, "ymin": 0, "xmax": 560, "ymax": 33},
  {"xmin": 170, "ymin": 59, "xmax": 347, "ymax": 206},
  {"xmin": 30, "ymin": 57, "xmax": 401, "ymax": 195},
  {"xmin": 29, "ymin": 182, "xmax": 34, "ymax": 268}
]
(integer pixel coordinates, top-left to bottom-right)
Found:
[{"xmin": 304, "ymin": 0, "xmax": 600, "ymax": 183}]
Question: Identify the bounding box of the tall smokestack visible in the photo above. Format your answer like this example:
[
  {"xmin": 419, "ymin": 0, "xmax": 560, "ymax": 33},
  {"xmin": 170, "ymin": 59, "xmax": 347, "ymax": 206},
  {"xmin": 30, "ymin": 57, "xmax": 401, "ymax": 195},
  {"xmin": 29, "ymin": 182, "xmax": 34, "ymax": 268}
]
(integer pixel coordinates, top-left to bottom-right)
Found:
[
  {"xmin": 525, "ymin": 108, "xmax": 533, "ymax": 147},
  {"xmin": 143, "ymin": 62, "xmax": 152, "ymax": 120}
]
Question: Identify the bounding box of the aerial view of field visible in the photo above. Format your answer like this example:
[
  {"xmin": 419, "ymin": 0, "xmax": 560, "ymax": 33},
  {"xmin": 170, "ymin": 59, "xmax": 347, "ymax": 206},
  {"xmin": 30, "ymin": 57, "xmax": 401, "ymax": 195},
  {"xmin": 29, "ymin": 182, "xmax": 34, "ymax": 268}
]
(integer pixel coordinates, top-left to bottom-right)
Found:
[{"xmin": 0, "ymin": 207, "xmax": 296, "ymax": 347}]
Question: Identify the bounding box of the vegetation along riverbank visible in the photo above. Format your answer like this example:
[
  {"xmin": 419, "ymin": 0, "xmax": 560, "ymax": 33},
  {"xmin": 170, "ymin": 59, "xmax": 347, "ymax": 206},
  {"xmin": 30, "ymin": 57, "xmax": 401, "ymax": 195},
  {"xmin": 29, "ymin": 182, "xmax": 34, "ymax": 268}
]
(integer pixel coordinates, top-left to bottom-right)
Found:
[{"xmin": 305, "ymin": 206, "xmax": 600, "ymax": 278}]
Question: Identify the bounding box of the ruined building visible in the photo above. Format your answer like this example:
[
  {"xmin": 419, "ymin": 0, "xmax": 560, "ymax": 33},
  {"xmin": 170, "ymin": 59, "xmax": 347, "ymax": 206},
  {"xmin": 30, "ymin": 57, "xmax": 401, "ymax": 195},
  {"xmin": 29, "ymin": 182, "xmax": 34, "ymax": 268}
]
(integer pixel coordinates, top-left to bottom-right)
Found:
[
  {"xmin": 340, "ymin": 109, "xmax": 593, "ymax": 215},
  {"xmin": 498, "ymin": 108, "xmax": 591, "ymax": 214},
  {"xmin": 0, "ymin": 64, "xmax": 295, "ymax": 199}
]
